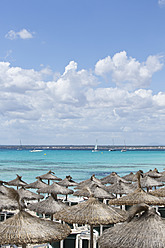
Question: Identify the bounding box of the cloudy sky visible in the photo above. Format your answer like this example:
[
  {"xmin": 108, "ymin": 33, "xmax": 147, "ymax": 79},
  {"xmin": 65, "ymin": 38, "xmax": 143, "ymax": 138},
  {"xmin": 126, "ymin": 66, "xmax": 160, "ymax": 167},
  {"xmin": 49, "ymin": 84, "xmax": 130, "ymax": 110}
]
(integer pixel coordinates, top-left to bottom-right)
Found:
[{"xmin": 0, "ymin": 0, "xmax": 165, "ymax": 146}]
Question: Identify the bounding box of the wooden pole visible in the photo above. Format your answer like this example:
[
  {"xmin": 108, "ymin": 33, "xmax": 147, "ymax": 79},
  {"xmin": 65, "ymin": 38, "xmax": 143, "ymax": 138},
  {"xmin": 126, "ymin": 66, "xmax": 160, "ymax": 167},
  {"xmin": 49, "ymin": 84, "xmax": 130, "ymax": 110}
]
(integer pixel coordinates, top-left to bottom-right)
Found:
[{"xmin": 90, "ymin": 224, "xmax": 93, "ymax": 248}]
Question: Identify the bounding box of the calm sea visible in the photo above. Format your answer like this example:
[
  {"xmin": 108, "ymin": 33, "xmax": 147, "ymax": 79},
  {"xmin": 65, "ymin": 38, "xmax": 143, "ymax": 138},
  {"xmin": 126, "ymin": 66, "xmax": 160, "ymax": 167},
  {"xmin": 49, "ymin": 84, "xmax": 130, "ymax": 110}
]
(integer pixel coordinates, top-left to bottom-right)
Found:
[{"xmin": 0, "ymin": 149, "xmax": 165, "ymax": 184}]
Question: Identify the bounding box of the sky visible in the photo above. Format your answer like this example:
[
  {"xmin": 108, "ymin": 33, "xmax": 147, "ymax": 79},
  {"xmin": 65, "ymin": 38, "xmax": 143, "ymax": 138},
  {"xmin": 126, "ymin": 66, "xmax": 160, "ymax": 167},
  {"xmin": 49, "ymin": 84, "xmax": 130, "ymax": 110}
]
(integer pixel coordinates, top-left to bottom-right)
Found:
[{"xmin": 0, "ymin": 0, "xmax": 165, "ymax": 146}]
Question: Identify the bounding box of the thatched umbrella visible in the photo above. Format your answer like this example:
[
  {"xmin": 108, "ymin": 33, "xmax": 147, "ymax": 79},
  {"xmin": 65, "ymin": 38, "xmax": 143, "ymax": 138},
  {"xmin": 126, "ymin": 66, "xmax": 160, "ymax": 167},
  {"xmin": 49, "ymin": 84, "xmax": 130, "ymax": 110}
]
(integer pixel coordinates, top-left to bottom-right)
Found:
[
  {"xmin": 75, "ymin": 174, "xmax": 105, "ymax": 190},
  {"xmin": 27, "ymin": 194, "xmax": 68, "ymax": 220},
  {"xmin": 37, "ymin": 182, "xmax": 74, "ymax": 200},
  {"xmin": 18, "ymin": 188, "xmax": 44, "ymax": 201},
  {"xmin": 58, "ymin": 175, "xmax": 78, "ymax": 201},
  {"xmin": 0, "ymin": 188, "xmax": 71, "ymax": 248},
  {"xmin": 143, "ymin": 168, "xmax": 162, "ymax": 178},
  {"xmin": 99, "ymin": 203, "xmax": 165, "ymax": 248},
  {"xmin": 54, "ymin": 196, "xmax": 128, "ymax": 248},
  {"xmin": 108, "ymin": 171, "xmax": 165, "ymax": 206},
  {"xmin": 106, "ymin": 180, "xmax": 135, "ymax": 196},
  {"xmin": 150, "ymin": 186, "xmax": 165, "ymax": 197},
  {"xmin": 25, "ymin": 178, "xmax": 47, "ymax": 189},
  {"xmin": 155, "ymin": 173, "xmax": 165, "ymax": 182},
  {"xmin": 0, "ymin": 181, "xmax": 12, "ymax": 195},
  {"xmin": 73, "ymin": 185, "xmax": 115, "ymax": 199},
  {"xmin": 122, "ymin": 172, "xmax": 135, "ymax": 182},
  {"xmin": 6, "ymin": 175, "xmax": 27, "ymax": 189},
  {"xmin": 0, "ymin": 192, "xmax": 20, "ymax": 211},
  {"xmin": 36, "ymin": 170, "xmax": 62, "ymax": 184},
  {"xmin": 100, "ymin": 172, "xmax": 130, "ymax": 185},
  {"xmin": 58, "ymin": 175, "xmax": 78, "ymax": 187},
  {"xmin": 133, "ymin": 175, "xmax": 164, "ymax": 191}
]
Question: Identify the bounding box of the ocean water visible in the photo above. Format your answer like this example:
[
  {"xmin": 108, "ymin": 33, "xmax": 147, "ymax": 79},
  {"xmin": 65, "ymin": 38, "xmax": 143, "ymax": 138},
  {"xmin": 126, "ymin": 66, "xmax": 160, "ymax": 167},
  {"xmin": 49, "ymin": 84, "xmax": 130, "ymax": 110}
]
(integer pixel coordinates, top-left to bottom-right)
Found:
[{"xmin": 0, "ymin": 149, "xmax": 165, "ymax": 184}]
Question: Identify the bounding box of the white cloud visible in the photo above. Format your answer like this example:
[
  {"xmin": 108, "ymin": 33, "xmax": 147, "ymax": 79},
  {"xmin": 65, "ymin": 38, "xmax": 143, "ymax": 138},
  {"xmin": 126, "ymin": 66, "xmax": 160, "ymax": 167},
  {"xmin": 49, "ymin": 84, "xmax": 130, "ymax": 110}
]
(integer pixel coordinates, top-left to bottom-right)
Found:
[
  {"xmin": 95, "ymin": 51, "xmax": 163, "ymax": 90},
  {"xmin": 158, "ymin": 0, "xmax": 165, "ymax": 6},
  {"xmin": 5, "ymin": 29, "xmax": 34, "ymax": 40},
  {"xmin": 0, "ymin": 53, "xmax": 165, "ymax": 145}
]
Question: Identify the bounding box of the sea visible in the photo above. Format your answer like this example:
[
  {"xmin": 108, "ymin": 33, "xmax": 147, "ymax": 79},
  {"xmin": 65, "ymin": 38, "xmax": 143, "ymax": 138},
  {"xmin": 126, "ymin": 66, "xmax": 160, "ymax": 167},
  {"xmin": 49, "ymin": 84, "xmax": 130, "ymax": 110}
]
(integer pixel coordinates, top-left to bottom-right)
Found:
[{"xmin": 0, "ymin": 149, "xmax": 165, "ymax": 184}]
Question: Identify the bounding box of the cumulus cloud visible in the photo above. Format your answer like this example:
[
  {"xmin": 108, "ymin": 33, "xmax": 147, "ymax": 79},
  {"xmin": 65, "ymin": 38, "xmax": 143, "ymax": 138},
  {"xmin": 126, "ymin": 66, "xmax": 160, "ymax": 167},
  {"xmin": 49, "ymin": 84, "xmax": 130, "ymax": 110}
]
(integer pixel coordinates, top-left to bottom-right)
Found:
[
  {"xmin": 95, "ymin": 51, "xmax": 163, "ymax": 90},
  {"xmin": 0, "ymin": 52, "xmax": 165, "ymax": 145},
  {"xmin": 158, "ymin": 0, "xmax": 165, "ymax": 6},
  {"xmin": 5, "ymin": 29, "xmax": 34, "ymax": 40}
]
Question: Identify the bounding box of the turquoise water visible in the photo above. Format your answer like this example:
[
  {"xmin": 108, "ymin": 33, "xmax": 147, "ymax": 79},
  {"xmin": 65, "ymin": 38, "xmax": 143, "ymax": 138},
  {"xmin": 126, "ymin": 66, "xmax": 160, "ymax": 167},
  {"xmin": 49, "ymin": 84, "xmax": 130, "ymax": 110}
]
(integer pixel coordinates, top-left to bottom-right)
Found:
[{"xmin": 0, "ymin": 149, "xmax": 165, "ymax": 184}]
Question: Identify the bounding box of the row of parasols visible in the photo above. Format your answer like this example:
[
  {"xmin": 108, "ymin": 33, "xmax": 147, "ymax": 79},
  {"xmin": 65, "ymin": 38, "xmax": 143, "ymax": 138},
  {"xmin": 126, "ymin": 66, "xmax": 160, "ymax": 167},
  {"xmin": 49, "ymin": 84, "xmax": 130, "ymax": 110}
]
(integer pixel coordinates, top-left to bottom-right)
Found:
[{"xmin": 0, "ymin": 168, "xmax": 165, "ymax": 247}]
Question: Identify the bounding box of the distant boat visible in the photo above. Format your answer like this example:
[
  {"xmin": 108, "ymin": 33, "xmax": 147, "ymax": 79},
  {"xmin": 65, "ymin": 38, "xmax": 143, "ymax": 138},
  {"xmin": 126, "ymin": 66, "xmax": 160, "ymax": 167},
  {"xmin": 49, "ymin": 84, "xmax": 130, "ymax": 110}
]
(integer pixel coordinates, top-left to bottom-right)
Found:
[
  {"xmin": 30, "ymin": 149, "xmax": 43, "ymax": 152},
  {"xmin": 121, "ymin": 140, "xmax": 127, "ymax": 152},
  {"xmin": 92, "ymin": 140, "xmax": 99, "ymax": 152},
  {"xmin": 17, "ymin": 140, "xmax": 22, "ymax": 151},
  {"xmin": 109, "ymin": 138, "xmax": 116, "ymax": 151},
  {"xmin": 121, "ymin": 148, "xmax": 127, "ymax": 152}
]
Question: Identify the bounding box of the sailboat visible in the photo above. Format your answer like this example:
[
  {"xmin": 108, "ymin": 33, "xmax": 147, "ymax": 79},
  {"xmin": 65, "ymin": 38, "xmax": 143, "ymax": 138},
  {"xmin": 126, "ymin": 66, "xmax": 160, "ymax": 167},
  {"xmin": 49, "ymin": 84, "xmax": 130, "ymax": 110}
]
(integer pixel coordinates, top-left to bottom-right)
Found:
[
  {"xmin": 92, "ymin": 140, "xmax": 99, "ymax": 152},
  {"xmin": 17, "ymin": 140, "xmax": 22, "ymax": 151},
  {"xmin": 109, "ymin": 138, "xmax": 116, "ymax": 151},
  {"xmin": 121, "ymin": 140, "xmax": 127, "ymax": 152}
]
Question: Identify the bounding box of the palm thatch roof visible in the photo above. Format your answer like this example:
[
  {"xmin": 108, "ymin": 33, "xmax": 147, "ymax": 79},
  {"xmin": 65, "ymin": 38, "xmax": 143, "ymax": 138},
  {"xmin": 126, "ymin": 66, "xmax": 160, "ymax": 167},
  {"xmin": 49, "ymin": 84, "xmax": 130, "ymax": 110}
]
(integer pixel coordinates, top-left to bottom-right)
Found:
[
  {"xmin": 106, "ymin": 180, "xmax": 135, "ymax": 195},
  {"xmin": 58, "ymin": 175, "xmax": 78, "ymax": 187},
  {"xmin": 18, "ymin": 188, "xmax": 44, "ymax": 201},
  {"xmin": 73, "ymin": 185, "xmax": 115, "ymax": 199},
  {"xmin": 155, "ymin": 174, "xmax": 165, "ymax": 182},
  {"xmin": 6, "ymin": 175, "xmax": 27, "ymax": 188},
  {"xmin": 133, "ymin": 175, "xmax": 164, "ymax": 190},
  {"xmin": 108, "ymin": 187, "xmax": 165, "ymax": 206},
  {"xmin": 55, "ymin": 196, "xmax": 127, "ymax": 248},
  {"xmin": 37, "ymin": 182, "xmax": 74, "ymax": 195},
  {"xmin": 25, "ymin": 178, "xmax": 48, "ymax": 189},
  {"xmin": 36, "ymin": 170, "xmax": 62, "ymax": 184},
  {"xmin": 99, "ymin": 204, "xmax": 165, "ymax": 248},
  {"xmin": 150, "ymin": 187, "xmax": 165, "ymax": 197},
  {"xmin": 143, "ymin": 168, "xmax": 162, "ymax": 178},
  {"xmin": 75, "ymin": 174, "xmax": 105, "ymax": 189},
  {"xmin": 27, "ymin": 195, "xmax": 68, "ymax": 216},
  {"xmin": 54, "ymin": 196, "xmax": 127, "ymax": 225},
  {"xmin": 0, "ymin": 193, "xmax": 20, "ymax": 211},
  {"xmin": 0, "ymin": 184, "xmax": 12, "ymax": 195},
  {"xmin": 122, "ymin": 172, "xmax": 135, "ymax": 182},
  {"xmin": 100, "ymin": 172, "xmax": 130, "ymax": 185},
  {"xmin": 0, "ymin": 210, "xmax": 71, "ymax": 246}
]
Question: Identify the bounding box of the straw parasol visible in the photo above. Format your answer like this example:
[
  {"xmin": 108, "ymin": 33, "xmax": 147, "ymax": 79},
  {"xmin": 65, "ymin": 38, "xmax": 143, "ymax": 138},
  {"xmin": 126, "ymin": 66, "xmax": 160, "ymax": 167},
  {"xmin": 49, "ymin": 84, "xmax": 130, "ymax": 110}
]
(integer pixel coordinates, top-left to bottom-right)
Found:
[
  {"xmin": 150, "ymin": 186, "xmax": 165, "ymax": 197},
  {"xmin": 100, "ymin": 172, "xmax": 130, "ymax": 185},
  {"xmin": 0, "ymin": 188, "xmax": 71, "ymax": 248},
  {"xmin": 0, "ymin": 192, "xmax": 20, "ymax": 211},
  {"xmin": 73, "ymin": 185, "xmax": 115, "ymax": 199},
  {"xmin": 106, "ymin": 180, "xmax": 135, "ymax": 196},
  {"xmin": 75, "ymin": 174, "xmax": 106, "ymax": 190},
  {"xmin": 122, "ymin": 172, "xmax": 135, "ymax": 182},
  {"xmin": 108, "ymin": 171, "xmax": 165, "ymax": 206},
  {"xmin": 36, "ymin": 170, "xmax": 62, "ymax": 184},
  {"xmin": 0, "ymin": 181, "xmax": 12, "ymax": 195},
  {"xmin": 54, "ymin": 196, "xmax": 128, "ymax": 248},
  {"xmin": 99, "ymin": 203, "xmax": 165, "ymax": 248},
  {"xmin": 58, "ymin": 175, "xmax": 78, "ymax": 187},
  {"xmin": 133, "ymin": 175, "xmax": 164, "ymax": 191},
  {"xmin": 143, "ymin": 168, "xmax": 162, "ymax": 178},
  {"xmin": 155, "ymin": 173, "xmax": 165, "ymax": 182},
  {"xmin": 37, "ymin": 182, "xmax": 74, "ymax": 200},
  {"xmin": 18, "ymin": 187, "xmax": 44, "ymax": 201},
  {"xmin": 58, "ymin": 175, "xmax": 78, "ymax": 201},
  {"xmin": 27, "ymin": 194, "xmax": 68, "ymax": 220},
  {"xmin": 6, "ymin": 175, "xmax": 27, "ymax": 189},
  {"xmin": 25, "ymin": 178, "xmax": 48, "ymax": 189}
]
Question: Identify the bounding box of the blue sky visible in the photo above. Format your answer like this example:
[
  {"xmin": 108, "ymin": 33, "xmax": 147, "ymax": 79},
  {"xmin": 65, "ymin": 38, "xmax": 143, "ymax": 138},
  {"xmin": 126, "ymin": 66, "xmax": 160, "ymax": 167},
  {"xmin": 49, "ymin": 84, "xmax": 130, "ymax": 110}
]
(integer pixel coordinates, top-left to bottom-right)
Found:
[{"xmin": 0, "ymin": 0, "xmax": 165, "ymax": 145}]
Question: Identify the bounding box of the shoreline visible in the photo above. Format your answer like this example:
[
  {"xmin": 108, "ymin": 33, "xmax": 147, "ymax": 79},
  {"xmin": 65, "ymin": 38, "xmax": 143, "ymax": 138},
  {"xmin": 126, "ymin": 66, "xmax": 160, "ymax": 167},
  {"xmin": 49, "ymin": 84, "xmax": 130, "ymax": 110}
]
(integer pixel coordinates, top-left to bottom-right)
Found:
[{"xmin": 0, "ymin": 145, "xmax": 165, "ymax": 151}]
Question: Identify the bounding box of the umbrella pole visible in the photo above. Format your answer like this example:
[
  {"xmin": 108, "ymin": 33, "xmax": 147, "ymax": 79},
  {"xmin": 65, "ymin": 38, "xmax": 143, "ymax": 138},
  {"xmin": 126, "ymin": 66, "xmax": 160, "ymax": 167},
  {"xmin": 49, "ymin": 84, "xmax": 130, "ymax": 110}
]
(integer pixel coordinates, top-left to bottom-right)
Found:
[
  {"xmin": 22, "ymin": 244, "xmax": 26, "ymax": 248},
  {"xmin": 90, "ymin": 224, "xmax": 93, "ymax": 248}
]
